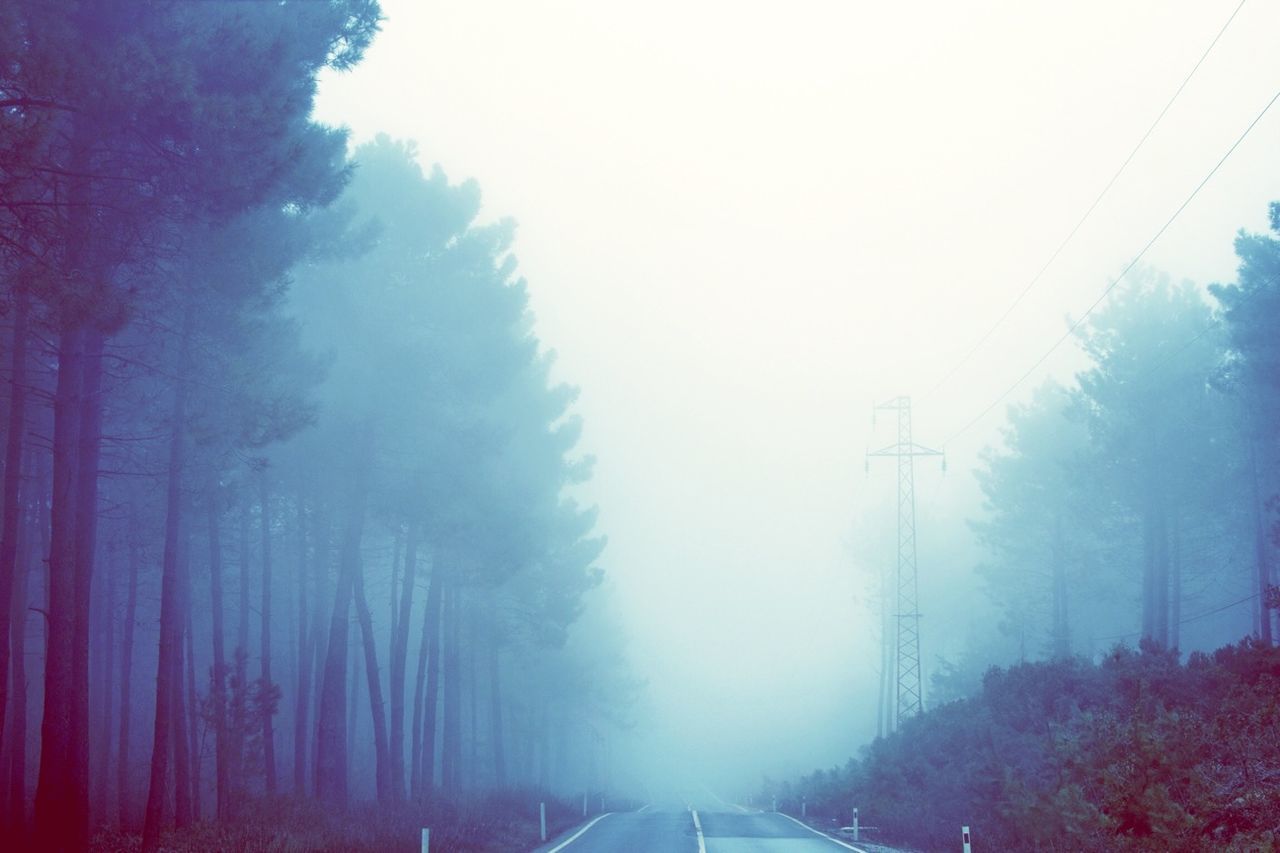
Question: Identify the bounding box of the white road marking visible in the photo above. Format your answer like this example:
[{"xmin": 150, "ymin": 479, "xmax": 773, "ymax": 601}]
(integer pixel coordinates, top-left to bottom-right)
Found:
[
  {"xmin": 691, "ymin": 809, "xmax": 707, "ymax": 853},
  {"xmin": 545, "ymin": 813, "xmax": 613, "ymax": 853},
  {"xmin": 774, "ymin": 811, "xmax": 870, "ymax": 853},
  {"xmin": 638, "ymin": 803, "xmax": 651, "ymax": 813}
]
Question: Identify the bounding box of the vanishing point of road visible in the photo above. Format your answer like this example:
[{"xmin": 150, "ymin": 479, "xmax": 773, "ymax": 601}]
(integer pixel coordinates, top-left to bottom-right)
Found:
[{"xmin": 532, "ymin": 795, "xmax": 872, "ymax": 853}]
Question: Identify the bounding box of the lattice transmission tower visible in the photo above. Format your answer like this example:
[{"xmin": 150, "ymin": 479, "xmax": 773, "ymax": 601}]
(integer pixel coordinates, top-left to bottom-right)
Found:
[{"xmin": 867, "ymin": 396, "xmax": 943, "ymax": 728}]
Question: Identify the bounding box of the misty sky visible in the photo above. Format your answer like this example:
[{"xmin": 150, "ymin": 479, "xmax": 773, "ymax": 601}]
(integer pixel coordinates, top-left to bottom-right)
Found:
[{"xmin": 315, "ymin": 0, "xmax": 1280, "ymax": 787}]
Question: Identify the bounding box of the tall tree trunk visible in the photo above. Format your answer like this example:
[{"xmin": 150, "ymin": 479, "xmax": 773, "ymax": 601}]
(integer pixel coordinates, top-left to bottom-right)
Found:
[
  {"xmin": 206, "ymin": 492, "xmax": 230, "ymax": 819},
  {"xmin": 70, "ymin": 328, "xmax": 104, "ymax": 844},
  {"xmin": 442, "ymin": 580, "xmax": 462, "ymax": 792},
  {"xmin": 172, "ymin": 536, "xmax": 193, "ymax": 828},
  {"xmin": 93, "ymin": 549, "xmax": 115, "ymax": 820},
  {"xmin": 467, "ymin": 600, "xmax": 478, "ymax": 787},
  {"xmin": 6, "ymin": 454, "xmax": 37, "ymax": 838},
  {"xmin": 409, "ymin": 562, "xmax": 436, "ymax": 799},
  {"xmin": 314, "ymin": 430, "xmax": 368, "ymax": 806},
  {"xmin": 33, "ymin": 322, "xmax": 84, "ymax": 853},
  {"xmin": 389, "ymin": 528, "xmax": 401, "ymax": 658},
  {"xmin": 1141, "ymin": 502, "xmax": 1155, "ymax": 645},
  {"xmin": 117, "ymin": 524, "xmax": 139, "ymax": 828},
  {"xmin": 0, "ymin": 289, "xmax": 28, "ymax": 754},
  {"xmin": 238, "ymin": 502, "xmax": 250, "ymax": 661},
  {"xmin": 352, "ymin": 563, "xmax": 391, "ymax": 803},
  {"xmin": 389, "ymin": 523, "xmax": 417, "ymax": 801},
  {"xmin": 293, "ymin": 493, "xmax": 310, "ymax": 795},
  {"xmin": 488, "ymin": 622, "xmax": 506, "ymax": 788},
  {"xmin": 419, "ymin": 567, "xmax": 444, "ymax": 795},
  {"xmin": 142, "ymin": 344, "xmax": 190, "ymax": 853},
  {"xmin": 1170, "ymin": 509, "xmax": 1182, "ymax": 652},
  {"xmin": 1252, "ymin": 443, "xmax": 1273, "ymax": 646},
  {"xmin": 259, "ymin": 473, "xmax": 277, "ymax": 793},
  {"xmin": 183, "ymin": 528, "xmax": 200, "ymax": 821},
  {"xmin": 1153, "ymin": 505, "xmax": 1169, "ymax": 649},
  {"xmin": 347, "ymin": 641, "xmax": 359, "ymax": 786},
  {"xmin": 308, "ymin": 500, "xmax": 331, "ymax": 796},
  {"xmin": 1051, "ymin": 518, "xmax": 1069, "ymax": 659}
]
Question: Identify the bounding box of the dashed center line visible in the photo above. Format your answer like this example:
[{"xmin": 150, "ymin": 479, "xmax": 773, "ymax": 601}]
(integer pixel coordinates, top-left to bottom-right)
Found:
[{"xmin": 692, "ymin": 809, "xmax": 707, "ymax": 853}]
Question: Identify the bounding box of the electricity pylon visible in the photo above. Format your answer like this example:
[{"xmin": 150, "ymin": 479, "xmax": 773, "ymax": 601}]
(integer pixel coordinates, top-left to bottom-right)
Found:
[{"xmin": 867, "ymin": 396, "xmax": 943, "ymax": 729}]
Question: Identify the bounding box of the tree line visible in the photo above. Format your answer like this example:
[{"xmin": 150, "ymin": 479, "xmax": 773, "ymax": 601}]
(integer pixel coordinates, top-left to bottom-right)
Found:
[
  {"xmin": 0, "ymin": 3, "xmax": 630, "ymax": 850},
  {"xmin": 776, "ymin": 203, "xmax": 1280, "ymax": 848}
]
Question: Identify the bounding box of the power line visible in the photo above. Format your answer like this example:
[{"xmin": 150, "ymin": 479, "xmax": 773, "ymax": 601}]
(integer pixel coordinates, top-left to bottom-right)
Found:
[
  {"xmin": 1093, "ymin": 592, "xmax": 1258, "ymax": 642},
  {"xmin": 927, "ymin": 0, "xmax": 1248, "ymax": 398},
  {"xmin": 943, "ymin": 82, "xmax": 1280, "ymax": 447}
]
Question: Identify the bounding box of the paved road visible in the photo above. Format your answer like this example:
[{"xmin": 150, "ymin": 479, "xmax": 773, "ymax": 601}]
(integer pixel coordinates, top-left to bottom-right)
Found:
[{"xmin": 533, "ymin": 800, "xmax": 867, "ymax": 853}]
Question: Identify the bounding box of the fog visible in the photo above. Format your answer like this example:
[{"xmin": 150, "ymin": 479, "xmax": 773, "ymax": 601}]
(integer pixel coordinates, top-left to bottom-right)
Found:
[
  {"xmin": 6, "ymin": 2, "xmax": 1280, "ymax": 850},
  {"xmin": 316, "ymin": 0, "xmax": 1280, "ymax": 796}
]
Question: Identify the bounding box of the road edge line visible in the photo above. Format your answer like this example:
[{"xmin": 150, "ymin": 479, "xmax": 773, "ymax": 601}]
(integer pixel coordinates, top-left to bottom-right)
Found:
[
  {"xmin": 692, "ymin": 809, "xmax": 707, "ymax": 853},
  {"xmin": 545, "ymin": 812, "xmax": 613, "ymax": 853},
  {"xmin": 774, "ymin": 811, "xmax": 870, "ymax": 853}
]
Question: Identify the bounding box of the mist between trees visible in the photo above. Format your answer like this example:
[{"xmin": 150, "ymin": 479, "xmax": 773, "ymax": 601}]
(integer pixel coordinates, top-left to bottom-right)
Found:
[
  {"xmin": 0, "ymin": 3, "xmax": 636, "ymax": 851},
  {"xmin": 778, "ymin": 202, "xmax": 1280, "ymax": 850}
]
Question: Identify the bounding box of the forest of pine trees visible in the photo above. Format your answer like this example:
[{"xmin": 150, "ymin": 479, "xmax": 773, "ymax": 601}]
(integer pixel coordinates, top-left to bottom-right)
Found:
[{"xmin": 0, "ymin": 3, "xmax": 633, "ymax": 851}]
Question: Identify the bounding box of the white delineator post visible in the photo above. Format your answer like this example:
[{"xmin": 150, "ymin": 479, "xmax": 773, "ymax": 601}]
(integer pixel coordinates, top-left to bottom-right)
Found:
[
  {"xmin": 801, "ymin": 798, "xmax": 806, "ymax": 818},
  {"xmin": 420, "ymin": 828, "xmax": 430, "ymax": 853},
  {"xmin": 772, "ymin": 796, "xmax": 777, "ymax": 812},
  {"xmin": 962, "ymin": 824, "xmax": 972, "ymax": 852},
  {"xmin": 852, "ymin": 807, "xmax": 859, "ymax": 841},
  {"xmin": 540, "ymin": 802, "xmax": 547, "ymax": 842}
]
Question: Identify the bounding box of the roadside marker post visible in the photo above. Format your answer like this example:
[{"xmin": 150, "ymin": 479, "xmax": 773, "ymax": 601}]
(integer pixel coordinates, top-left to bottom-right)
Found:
[
  {"xmin": 540, "ymin": 802, "xmax": 547, "ymax": 842},
  {"xmin": 853, "ymin": 807, "xmax": 859, "ymax": 841},
  {"xmin": 962, "ymin": 824, "xmax": 972, "ymax": 852},
  {"xmin": 420, "ymin": 828, "xmax": 429, "ymax": 853},
  {"xmin": 801, "ymin": 798, "xmax": 807, "ymax": 817},
  {"xmin": 772, "ymin": 796, "xmax": 777, "ymax": 812},
  {"xmin": 583, "ymin": 792, "xmax": 587, "ymax": 817}
]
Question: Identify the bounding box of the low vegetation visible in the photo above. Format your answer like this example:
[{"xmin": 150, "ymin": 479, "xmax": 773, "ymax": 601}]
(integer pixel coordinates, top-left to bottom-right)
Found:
[{"xmin": 770, "ymin": 639, "xmax": 1280, "ymax": 852}]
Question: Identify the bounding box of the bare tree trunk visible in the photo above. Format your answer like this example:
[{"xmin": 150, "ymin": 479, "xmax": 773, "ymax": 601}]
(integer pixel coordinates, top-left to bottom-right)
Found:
[
  {"xmin": 33, "ymin": 322, "xmax": 83, "ymax": 853},
  {"xmin": 314, "ymin": 429, "xmax": 369, "ymax": 806},
  {"xmin": 142, "ymin": 348, "xmax": 190, "ymax": 853},
  {"xmin": 1141, "ymin": 503, "xmax": 1155, "ymax": 644},
  {"xmin": 172, "ymin": 532, "xmax": 193, "ymax": 827},
  {"xmin": 442, "ymin": 580, "xmax": 462, "ymax": 792},
  {"xmin": 0, "ymin": 289, "xmax": 28, "ymax": 753},
  {"xmin": 238, "ymin": 502, "xmax": 250, "ymax": 663},
  {"xmin": 259, "ymin": 472, "xmax": 277, "ymax": 793},
  {"xmin": 183, "ymin": 529, "xmax": 200, "ymax": 821},
  {"xmin": 1051, "ymin": 518, "xmax": 1069, "ymax": 659},
  {"xmin": 419, "ymin": 567, "xmax": 444, "ymax": 795},
  {"xmin": 409, "ymin": 563, "xmax": 436, "ymax": 799},
  {"xmin": 389, "ymin": 528, "xmax": 401, "ymax": 658},
  {"xmin": 70, "ymin": 329, "xmax": 104, "ymax": 844},
  {"xmin": 352, "ymin": 563, "xmax": 391, "ymax": 803},
  {"xmin": 467, "ymin": 601, "xmax": 478, "ymax": 788},
  {"xmin": 1252, "ymin": 443, "xmax": 1273, "ymax": 646},
  {"xmin": 5, "ymin": 453, "xmax": 37, "ymax": 839},
  {"xmin": 206, "ymin": 491, "xmax": 230, "ymax": 819},
  {"xmin": 117, "ymin": 525, "xmax": 139, "ymax": 827},
  {"xmin": 93, "ymin": 549, "xmax": 115, "ymax": 820},
  {"xmin": 308, "ymin": 500, "xmax": 331, "ymax": 796},
  {"xmin": 1153, "ymin": 506, "xmax": 1170, "ymax": 649},
  {"xmin": 389, "ymin": 523, "xmax": 417, "ymax": 801},
  {"xmin": 293, "ymin": 493, "xmax": 310, "ymax": 796},
  {"xmin": 488, "ymin": 622, "xmax": 506, "ymax": 788},
  {"xmin": 1170, "ymin": 509, "xmax": 1182, "ymax": 652}
]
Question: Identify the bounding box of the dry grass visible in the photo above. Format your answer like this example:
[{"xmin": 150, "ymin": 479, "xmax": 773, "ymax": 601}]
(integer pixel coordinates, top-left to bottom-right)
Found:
[{"xmin": 89, "ymin": 789, "xmax": 582, "ymax": 852}]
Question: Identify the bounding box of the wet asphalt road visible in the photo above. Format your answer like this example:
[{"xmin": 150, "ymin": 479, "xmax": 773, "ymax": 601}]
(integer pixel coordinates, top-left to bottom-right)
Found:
[{"xmin": 532, "ymin": 798, "xmax": 868, "ymax": 853}]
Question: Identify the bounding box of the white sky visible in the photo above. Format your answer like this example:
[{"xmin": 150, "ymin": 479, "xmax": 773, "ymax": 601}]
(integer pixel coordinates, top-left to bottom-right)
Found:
[{"xmin": 316, "ymin": 0, "xmax": 1280, "ymax": 787}]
